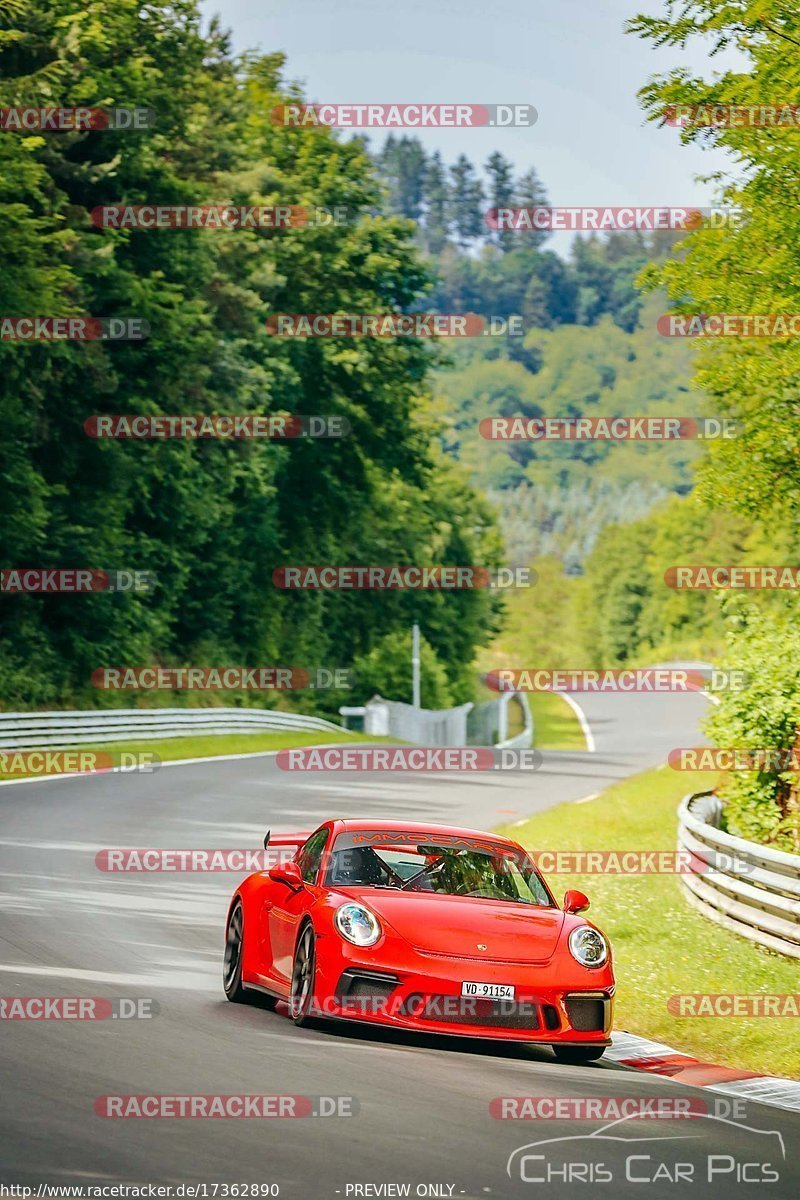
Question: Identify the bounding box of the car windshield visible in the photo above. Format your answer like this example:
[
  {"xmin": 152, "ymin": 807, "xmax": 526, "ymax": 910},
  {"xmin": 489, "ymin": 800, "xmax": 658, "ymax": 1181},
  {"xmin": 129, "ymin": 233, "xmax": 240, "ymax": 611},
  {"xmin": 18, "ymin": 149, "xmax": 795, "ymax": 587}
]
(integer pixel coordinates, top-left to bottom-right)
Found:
[{"xmin": 324, "ymin": 831, "xmax": 553, "ymax": 906}]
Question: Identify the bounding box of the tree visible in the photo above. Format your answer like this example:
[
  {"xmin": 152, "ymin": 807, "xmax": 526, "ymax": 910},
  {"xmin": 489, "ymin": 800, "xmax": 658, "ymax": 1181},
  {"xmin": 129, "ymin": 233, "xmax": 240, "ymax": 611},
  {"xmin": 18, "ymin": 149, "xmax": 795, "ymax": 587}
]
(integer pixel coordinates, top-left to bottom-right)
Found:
[
  {"xmin": 421, "ymin": 150, "xmax": 450, "ymax": 254},
  {"xmin": 0, "ymin": 0, "xmax": 503, "ymax": 711},
  {"xmin": 626, "ymin": 0, "xmax": 800, "ymax": 846},
  {"xmin": 378, "ymin": 134, "xmax": 428, "ymax": 221},
  {"xmin": 448, "ymin": 154, "xmax": 485, "ymax": 248},
  {"xmin": 628, "ymin": 0, "xmax": 800, "ymax": 518},
  {"xmin": 485, "ymin": 151, "xmax": 515, "ymax": 251},
  {"xmin": 352, "ymin": 629, "xmax": 454, "ymax": 710},
  {"xmin": 514, "ymin": 167, "xmax": 550, "ymax": 251},
  {"xmin": 706, "ymin": 605, "xmax": 800, "ymax": 852}
]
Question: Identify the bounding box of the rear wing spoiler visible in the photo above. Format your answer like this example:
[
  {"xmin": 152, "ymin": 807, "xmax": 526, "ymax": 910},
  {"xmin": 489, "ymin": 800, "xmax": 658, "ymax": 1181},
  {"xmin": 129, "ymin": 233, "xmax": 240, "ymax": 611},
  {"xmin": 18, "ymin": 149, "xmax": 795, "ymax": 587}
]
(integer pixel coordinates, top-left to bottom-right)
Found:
[{"xmin": 263, "ymin": 830, "xmax": 312, "ymax": 851}]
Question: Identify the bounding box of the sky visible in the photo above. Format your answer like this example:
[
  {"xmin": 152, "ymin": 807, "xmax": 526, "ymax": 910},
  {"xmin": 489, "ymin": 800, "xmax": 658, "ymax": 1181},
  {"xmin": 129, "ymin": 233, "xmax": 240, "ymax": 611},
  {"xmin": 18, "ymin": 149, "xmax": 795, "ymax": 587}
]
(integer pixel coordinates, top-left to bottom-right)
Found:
[{"xmin": 199, "ymin": 0, "xmax": 740, "ymax": 255}]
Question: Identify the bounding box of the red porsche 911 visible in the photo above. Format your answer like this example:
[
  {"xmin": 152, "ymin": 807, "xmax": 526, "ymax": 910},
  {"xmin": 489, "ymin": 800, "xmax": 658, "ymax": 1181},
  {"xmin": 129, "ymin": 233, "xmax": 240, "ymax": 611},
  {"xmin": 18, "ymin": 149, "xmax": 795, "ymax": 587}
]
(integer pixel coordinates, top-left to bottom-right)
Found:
[{"xmin": 223, "ymin": 819, "xmax": 614, "ymax": 1062}]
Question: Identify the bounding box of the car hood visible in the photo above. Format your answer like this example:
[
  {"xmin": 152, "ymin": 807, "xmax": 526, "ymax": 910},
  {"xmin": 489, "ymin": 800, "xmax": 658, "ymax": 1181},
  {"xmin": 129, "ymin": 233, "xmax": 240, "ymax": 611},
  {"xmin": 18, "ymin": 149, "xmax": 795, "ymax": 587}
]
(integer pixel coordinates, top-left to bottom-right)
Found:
[{"xmin": 346, "ymin": 891, "xmax": 565, "ymax": 963}]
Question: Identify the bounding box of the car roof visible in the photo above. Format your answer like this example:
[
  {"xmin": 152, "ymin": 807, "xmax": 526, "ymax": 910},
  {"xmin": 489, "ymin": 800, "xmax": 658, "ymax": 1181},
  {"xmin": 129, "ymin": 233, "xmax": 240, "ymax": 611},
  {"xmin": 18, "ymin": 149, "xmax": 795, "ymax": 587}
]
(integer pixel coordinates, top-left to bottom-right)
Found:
[{"xmin": 336, "ymin": 818, "xmax": 517, "ymax": 846}]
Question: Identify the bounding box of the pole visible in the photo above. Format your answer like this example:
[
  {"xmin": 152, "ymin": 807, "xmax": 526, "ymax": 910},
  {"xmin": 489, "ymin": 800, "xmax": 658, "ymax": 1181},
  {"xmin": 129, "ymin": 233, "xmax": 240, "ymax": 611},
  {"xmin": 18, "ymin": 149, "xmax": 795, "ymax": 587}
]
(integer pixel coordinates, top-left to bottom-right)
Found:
[{"xmin": 412, "ymin": 623, "xmax": 421, "ymax": 708}]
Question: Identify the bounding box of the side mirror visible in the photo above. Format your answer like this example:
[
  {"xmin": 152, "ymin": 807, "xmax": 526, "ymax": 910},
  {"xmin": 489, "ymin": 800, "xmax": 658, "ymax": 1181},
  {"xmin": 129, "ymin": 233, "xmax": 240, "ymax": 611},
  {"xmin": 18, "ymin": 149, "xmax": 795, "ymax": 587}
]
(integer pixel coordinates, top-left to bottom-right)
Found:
[
  {"xmin": 269, "ymin": 861, "xmax": 303, "ymax": 890},
  {"xmin": 563, "ymin": 889, "xmax": 590, "ymax": 914}
]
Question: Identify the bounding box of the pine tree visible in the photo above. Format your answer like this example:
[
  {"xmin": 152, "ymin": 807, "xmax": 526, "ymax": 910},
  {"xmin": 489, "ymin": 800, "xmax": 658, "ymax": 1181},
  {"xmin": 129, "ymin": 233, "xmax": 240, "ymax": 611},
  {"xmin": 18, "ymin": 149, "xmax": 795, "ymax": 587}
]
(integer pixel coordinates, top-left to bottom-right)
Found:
[
  {"xmin": 421, "ymin": 151, "xmax": 450, "ymax": 254},
  {"xmin": 514, "ymin": 167, "xmax": 550, "ymax": 251},
  {"xmin": 448, "ymin": 155, "xmax": 485, "ymax": 248},
  {"xmin": 379, "ymin": 135, "xmax": 427, "ymax": 220},
  {"xmin": 485, "ymin": 151, "xmax": 516, "ymax": 251}
]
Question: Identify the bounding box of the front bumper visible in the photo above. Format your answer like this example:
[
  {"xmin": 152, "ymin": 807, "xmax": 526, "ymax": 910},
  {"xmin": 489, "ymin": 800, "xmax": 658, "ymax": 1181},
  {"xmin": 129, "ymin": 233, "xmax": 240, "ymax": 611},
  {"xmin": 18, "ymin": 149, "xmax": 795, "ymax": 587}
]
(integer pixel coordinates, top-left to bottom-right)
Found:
[{"xmin": 311, "ymin": 938, "xmax": 615, "ymax": 1043}]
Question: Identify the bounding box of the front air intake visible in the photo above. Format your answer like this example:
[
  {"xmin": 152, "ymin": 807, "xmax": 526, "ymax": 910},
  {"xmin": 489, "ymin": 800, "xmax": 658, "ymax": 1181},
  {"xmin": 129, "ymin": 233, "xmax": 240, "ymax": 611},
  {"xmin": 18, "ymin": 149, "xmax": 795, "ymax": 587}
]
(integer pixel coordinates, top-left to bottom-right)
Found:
[
  {"xmin": 564, "ymin": 993, "xmax": 609, "ymax": 1033},
  {"xmin": 335, "ymin": 969, "xmax": 399, "ymax": 1002}
]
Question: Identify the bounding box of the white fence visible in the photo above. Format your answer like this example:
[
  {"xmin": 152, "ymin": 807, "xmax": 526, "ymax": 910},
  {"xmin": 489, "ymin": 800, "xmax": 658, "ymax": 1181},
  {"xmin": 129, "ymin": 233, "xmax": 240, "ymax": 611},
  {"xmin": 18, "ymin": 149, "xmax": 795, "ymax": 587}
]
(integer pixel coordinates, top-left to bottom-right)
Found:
[
  {"xmin": 0, "ymin": 708, "xmax": 343, "ymax": 749},
  {"xmin": 359, "ymin": 691, "xmax": 533, "ymax": 749},
  {"xmin": 677, "ymin": 791, "xmax": 800, "ymax": 959},
  {"xmin": 362, "ymin": 697, "xmax": 474, "ymax": 746},
  {"xmin": 466, "ymin": 691, "xmax": 533, "ymax": 750}
]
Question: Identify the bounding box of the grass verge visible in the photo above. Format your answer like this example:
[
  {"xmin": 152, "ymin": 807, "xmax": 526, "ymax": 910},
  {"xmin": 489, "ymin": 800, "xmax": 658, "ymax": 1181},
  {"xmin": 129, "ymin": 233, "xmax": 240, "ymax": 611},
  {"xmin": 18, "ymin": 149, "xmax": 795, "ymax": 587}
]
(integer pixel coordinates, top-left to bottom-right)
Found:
[
  {"xmin": 498, "ymin": 765, "xmax": 800, "ymax": 1079},
  {"xmin": 0, "ymin": 729, "xmax": 393, "ymax": 782},
  {"xmin": 529, "ymin": 692, "xmax": 586, "ymax": 751}
]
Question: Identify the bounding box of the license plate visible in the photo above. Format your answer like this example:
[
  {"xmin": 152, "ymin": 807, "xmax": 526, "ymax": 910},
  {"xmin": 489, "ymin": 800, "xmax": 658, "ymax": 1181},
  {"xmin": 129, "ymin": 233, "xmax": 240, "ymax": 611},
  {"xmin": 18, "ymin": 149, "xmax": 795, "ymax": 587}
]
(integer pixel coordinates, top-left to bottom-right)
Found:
[{"xmin": 461, "ymin": 981, "xmax": 515, "ymax": 1000}]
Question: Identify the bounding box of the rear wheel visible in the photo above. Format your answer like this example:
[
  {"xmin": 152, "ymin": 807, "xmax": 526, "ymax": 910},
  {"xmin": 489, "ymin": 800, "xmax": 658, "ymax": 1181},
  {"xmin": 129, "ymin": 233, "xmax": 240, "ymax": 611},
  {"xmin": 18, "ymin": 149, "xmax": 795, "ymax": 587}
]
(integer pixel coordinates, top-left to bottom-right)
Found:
[
  {"xmin": 223, "ymin": 900, "xmax": 249, "ymax": 1002},
  {"xmin": 289, "ymin": 924, "xmax": 317, "ymax": 1026},
  {"xmin": 552, "ymin": 1044, "xmax": 606, "ymax": 1063},
  {"xmin": 224, "ymin": 899, "xmax": 279, "ymax": 1007}
]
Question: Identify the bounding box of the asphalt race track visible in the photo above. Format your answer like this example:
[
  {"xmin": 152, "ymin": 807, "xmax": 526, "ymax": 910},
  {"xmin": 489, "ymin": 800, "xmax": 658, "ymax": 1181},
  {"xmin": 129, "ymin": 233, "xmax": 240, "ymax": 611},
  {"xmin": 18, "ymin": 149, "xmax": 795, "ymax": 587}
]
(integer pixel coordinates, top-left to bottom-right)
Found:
[{"xmin": 2, "ymin": 687, "xmax": 798, "ymax": 1198}]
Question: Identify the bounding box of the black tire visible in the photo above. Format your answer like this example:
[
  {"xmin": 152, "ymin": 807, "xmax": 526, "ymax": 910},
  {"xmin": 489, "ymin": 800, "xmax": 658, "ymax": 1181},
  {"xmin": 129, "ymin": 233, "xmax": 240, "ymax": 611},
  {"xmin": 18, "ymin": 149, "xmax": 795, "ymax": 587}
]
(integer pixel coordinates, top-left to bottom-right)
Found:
[
  {"xmin": 223, "ymin": 899, "xmax": 255, "ymax": 1003},
  {"xmin": 289, "ymin": 923, "xmax": 317, "ymax": 1026},
  {"xmin": 552, "ymin": 1044, "xmax": 606, "ymax": 1064}
]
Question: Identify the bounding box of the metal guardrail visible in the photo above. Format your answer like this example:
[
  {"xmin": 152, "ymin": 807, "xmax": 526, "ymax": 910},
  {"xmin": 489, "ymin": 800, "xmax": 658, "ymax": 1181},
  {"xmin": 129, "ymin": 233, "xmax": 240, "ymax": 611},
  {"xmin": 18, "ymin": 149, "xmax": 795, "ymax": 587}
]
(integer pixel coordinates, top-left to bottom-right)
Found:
[
  {"xmin": 0, "ymin": 708, "xmax": 344, "ymax": 749},
  {"xmin": 677, "ymin": 790, "xmax": 800, "ymax": 959}
]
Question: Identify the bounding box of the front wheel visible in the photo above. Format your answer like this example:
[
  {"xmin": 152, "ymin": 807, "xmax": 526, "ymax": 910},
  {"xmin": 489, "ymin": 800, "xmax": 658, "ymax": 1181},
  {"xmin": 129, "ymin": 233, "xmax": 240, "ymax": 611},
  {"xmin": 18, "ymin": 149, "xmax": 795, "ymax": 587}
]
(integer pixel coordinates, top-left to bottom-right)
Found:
[
  {"xmin": 289, "ymin": 924, "xmax": 317, "ymax": 1026},
  {"xmin": 552, "ymin": 1044, "xmax": 606, "ymax": 1064}
]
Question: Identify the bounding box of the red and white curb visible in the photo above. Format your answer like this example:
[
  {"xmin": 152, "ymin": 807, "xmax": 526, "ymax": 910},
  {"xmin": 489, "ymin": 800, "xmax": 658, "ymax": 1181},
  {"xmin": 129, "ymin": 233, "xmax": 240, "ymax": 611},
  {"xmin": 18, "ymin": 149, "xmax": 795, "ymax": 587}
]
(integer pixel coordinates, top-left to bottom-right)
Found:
[{"xmin": 608, "ymin": 1030, "xmax": 800, "ymax": 1114}]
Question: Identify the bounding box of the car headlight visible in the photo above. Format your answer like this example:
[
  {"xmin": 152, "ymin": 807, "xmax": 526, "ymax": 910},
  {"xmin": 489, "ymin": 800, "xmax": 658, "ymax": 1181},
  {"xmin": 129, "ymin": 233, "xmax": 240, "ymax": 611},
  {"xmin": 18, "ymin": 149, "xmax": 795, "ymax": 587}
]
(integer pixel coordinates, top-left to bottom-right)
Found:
[
  {"xmin": 568, "ymin": 925, "xmax": 608, "ymax": 968},
  {"xmin": 335, "ymin": 902, "xmax": 381, "ymax": 947}
]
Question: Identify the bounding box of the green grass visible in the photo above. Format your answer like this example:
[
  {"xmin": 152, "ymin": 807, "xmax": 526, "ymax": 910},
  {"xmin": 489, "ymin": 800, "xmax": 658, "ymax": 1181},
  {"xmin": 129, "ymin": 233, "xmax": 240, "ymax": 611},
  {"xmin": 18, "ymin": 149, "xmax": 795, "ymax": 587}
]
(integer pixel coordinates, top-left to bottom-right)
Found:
[
  {"xmin": 497, "ymin": 766, "xmax": 800, "ymax": 1079},
  {"xmin": 0, "ymin": 729, "xmax": 393, "ymax": 781},
  {"xmin": 529, "ymin": 692, "xmax": 586, "ymax": 751}
]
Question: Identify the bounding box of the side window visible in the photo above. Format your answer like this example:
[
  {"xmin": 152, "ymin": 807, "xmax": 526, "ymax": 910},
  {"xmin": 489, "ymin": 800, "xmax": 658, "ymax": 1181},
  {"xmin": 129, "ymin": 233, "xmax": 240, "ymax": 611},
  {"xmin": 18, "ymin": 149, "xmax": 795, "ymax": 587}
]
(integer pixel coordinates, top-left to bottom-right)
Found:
[{"xmin": 296, "ymin": 828, "xmax": 329, "ymax": 884}]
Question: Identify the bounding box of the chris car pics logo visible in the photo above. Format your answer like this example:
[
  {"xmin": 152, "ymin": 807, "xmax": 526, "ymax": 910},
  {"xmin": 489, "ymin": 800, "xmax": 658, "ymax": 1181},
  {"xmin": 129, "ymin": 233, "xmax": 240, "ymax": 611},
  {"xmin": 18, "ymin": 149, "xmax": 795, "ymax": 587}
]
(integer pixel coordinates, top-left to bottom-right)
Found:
[{"xmin": 506, "ymin": 1112, "xmax": 784, "ymax": 1185}]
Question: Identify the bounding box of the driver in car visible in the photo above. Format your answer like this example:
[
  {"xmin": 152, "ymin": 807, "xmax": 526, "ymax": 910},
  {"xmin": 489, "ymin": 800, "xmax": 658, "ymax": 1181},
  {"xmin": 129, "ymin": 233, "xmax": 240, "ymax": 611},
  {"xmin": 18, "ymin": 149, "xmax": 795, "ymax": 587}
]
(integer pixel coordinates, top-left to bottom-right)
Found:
[
  {"xmin": 431, "ymin": 850, "xmax": 516, "ymax": 898},
  {"xmin": 328, "ymin": 845, "xmax": 390, "ymax": 887}
]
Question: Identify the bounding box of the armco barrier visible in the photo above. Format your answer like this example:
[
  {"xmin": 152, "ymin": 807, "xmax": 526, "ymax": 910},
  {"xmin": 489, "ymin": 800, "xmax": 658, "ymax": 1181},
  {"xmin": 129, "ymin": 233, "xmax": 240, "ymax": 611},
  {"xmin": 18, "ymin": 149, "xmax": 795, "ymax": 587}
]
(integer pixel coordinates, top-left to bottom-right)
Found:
[
  {"xmin": 0, "ymin": 708, "xmax": 343, "ymax": 749},
  {"xmin": 677, "ymin": 790, "xmax": 800, "ymax": 959}
]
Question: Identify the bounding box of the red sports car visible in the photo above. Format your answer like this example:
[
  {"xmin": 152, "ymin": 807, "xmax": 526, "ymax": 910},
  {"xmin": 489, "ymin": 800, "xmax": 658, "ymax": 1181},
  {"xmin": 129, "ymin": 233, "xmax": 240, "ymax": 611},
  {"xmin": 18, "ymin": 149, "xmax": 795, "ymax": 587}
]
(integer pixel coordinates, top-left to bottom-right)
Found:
[{"xmin": 223, "ymin": 819, "xmax": 614, "ymax": 1061}]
